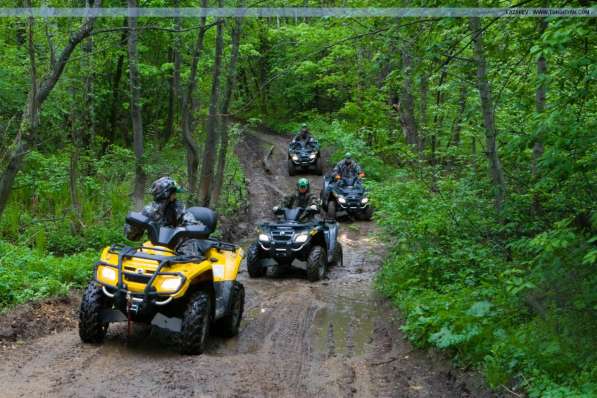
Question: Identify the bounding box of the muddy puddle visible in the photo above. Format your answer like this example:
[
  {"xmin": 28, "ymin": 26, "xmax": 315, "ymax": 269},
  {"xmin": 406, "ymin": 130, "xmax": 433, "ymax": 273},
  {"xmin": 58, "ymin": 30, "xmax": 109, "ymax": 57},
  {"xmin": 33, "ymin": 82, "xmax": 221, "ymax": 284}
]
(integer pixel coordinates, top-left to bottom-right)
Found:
[{"xmin": 312, "ymin": 282, "xmax": 382, "ymax": 359}]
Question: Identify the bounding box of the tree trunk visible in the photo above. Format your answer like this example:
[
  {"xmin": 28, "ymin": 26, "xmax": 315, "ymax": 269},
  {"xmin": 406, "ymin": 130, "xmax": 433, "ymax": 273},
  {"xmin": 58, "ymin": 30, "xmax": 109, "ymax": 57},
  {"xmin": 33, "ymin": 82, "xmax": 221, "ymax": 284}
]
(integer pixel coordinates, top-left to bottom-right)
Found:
[
  {"xmin": 398, "ymin": 44, "xmax": 419, "ymax": 152},
  {"xmin": 0, "ymin": 0, "xmax": 101, "ymax": 220},
  {"xmin": 82, "ymin": 36, "xmax": 95, "ymax": 148},
  {"xmin": 449, "ymin": 84, "xmax": 467, "ymax": 147},
  {"xmin": 532, "ymin": 14, "xmax": 548, "ymax": 214},
  {"xmin": 418, "ymin": 73, "xmax": 428, "ymax": 153},
  {"xmin": 127, "ymin": 0, "xmax": 146, "ymax": 210},
  {"xmin": 162, "ymin": 0, "xmax": 182, "ymax": 147},
  {"xmin": 69, "ymin": 107, "xmax": 83, "ymax": 234},
  {"xmin": 163, "ymin": 48, "xmax": 175, "ymax": 147},
  {"xmin": 198, "ymin": 5, "xmax": 225, "ymax": 207},
  {"xmin": 212, "ymin": 1, "xmax": 244, "ymax": 207},
  {"xmin": 469, "ymin": 17, "xmax": 506, "ymax": 213},
  {"xmin": 181, "ymin": 0, "xmax": 208, "ymax": 201}
]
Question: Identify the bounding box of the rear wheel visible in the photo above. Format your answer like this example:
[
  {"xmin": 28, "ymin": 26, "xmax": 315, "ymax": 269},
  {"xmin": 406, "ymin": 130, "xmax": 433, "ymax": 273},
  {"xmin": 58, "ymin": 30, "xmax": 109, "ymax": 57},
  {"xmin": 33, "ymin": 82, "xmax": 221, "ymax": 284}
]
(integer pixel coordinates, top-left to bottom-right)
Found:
[
  {"xmin": 247, "ymin": 243, "xmax": 266, "ymax": 278},
  {"xmin": 331, "ymin": 242, "xmax": 343, "ymax": 267},
  {"xmin": 214, "ymin": 281, "xmax": 245, "ymax": 337},
  {"xmin": 315, "ymin": 157, "xmax": 323, "ymax": 175},
  {"xmin": 306, "ymin": 246, "xmax": 327, "ymax": 282},
  {"xmin": 327, "ymin": 201, "xmax": 337, "ymax": 219},
  {"xmin": 179, "ymin": 289, "xmax": 212, "ymax": 355},
  {"xmin": 288, "ymin": 159, "xmax": 296, "ymax": 176},
  {"xmin": 79, "ymin": 281, "xmax": 110, "ymax": 344}
]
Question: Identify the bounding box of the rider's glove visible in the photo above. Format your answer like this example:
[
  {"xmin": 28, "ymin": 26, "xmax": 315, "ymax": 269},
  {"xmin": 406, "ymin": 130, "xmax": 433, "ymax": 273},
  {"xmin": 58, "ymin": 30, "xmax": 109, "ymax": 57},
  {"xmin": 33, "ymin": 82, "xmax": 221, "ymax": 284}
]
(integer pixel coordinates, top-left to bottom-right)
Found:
[{"xmin": 309, "ymin": 205, "xmax": 318, "ymax": 211}]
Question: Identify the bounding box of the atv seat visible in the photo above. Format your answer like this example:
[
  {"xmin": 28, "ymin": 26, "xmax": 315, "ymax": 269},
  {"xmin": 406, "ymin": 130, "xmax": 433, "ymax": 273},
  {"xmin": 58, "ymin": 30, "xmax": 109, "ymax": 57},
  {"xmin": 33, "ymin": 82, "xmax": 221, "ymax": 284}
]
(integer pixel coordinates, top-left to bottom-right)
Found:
[{"xmin": 186, "ymin": 207, "xmax": 217, "ymax": 234}]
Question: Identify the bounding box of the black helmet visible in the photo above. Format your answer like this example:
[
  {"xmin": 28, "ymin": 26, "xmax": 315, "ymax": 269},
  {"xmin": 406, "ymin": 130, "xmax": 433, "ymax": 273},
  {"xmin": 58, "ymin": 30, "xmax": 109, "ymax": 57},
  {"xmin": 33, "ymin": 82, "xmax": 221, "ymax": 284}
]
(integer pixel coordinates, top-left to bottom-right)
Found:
[{"xmin": 150, "ymin": 176, "xmax": 179, "ymax": 202}]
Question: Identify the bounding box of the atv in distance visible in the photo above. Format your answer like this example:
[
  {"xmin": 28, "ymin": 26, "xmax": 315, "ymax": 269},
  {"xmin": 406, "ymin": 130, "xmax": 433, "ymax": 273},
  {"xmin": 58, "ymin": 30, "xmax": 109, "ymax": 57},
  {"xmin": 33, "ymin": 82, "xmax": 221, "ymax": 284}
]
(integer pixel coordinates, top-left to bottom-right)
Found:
[
  {"xmin": 247, "ymin": 207, "xmax": 342, "ymax": 282},
  {"xmin": 288, "ymin": 139, "xmax": 323, "ymax": 176},
  {"xmin": 321, "ymin": 175, "xmax": 373, "ymax": 221},
  {"xmin": 79, "ymin": 207, "xmax": 245, "ymax": 355}
]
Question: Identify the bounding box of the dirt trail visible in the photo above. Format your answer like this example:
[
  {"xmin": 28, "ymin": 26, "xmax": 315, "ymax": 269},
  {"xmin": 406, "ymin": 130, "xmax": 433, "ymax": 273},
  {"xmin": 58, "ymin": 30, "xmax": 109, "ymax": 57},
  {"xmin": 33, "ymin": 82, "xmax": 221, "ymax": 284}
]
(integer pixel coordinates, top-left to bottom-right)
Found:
[{"xmin": 0, "ymin": 128, "xmax": 493, "ymax": 397}]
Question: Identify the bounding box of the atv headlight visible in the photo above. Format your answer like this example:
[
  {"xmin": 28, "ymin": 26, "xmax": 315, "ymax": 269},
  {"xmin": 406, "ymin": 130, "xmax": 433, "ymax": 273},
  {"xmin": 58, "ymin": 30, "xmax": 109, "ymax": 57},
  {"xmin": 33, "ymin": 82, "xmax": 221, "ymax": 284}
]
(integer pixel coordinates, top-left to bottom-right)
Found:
[
  {"xmin": 98, "ymin": 266, "xmax": 117, "ymax": 285},
  {"xmin": 294, "ymin": 233, "xmax": 309, "ymax": 244},
  {"xmin": 337, "ymin": 196, "xmax": 346, "ymax": 204},
  {"xmin": 259, "ymin": 233, "xmax": 270, "ymax": 242},
  {"xmin": 292, "ymin": 155, "xmax": 299, "ymax": 161},
  {"xmin": 309, "ymin": 153, "xmax": 316, "ymax": 159},
  {"xmin": 361, "ymin": 197, "xmax": 369, "ymax": 204},
  {"xmin": 159, "ymin": 277, "xmax": 182, "ymax": 292}
]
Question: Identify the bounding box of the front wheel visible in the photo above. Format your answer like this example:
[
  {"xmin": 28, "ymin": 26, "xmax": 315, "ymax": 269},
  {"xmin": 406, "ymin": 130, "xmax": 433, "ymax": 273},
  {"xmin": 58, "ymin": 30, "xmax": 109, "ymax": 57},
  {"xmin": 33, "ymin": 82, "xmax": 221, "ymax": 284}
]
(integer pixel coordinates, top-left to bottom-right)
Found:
[
  {"xmin": 331, "ymin": 242, "xmax": 343, "ymax": 267},
  {"xmin": 214, "ymin": 281, "xmax": 245, "ymax": 337},
  {"xmin": 306, "ymin": 246, "xmax": 327, "ymax": 282},
  {"xmin": 315, "ymin": 157, "xmax": 323, "ymax": 175},
  {"xmin": 247, "ymin": 243, "xmax": 266, "ymax": 278},
  {"xmin": 79, "ymin": 281, "xmax": 110, "ymax": 344},
  {"xmin": 327, "ymin": 201, "xmax": 337, "ymax": 219},
  {"xmin": 288, "ymin": 159, "xmax": 296, "ymax": 176},
  {"xmin": 179, "ymin": 289, "xmax": 212, "ymax": 355},
  {"xmin": 360, "ymin": 205, "xmax": 374, "ymax": 221}
]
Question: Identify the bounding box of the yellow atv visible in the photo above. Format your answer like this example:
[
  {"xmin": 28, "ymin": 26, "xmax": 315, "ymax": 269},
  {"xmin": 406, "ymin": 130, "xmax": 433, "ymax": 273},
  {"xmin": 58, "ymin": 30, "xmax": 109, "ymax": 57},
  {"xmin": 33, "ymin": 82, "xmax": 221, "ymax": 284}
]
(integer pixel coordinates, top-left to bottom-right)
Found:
[{"xmin": 79, "ymin": 207, "xmax": 244, "ymax": 355}]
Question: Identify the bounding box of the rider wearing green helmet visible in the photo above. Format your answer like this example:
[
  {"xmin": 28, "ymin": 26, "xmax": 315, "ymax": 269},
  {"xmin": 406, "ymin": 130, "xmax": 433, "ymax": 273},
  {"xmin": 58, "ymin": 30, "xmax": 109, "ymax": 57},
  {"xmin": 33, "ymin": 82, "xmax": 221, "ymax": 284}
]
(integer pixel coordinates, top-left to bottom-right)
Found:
[{"xmin": 277, "ymin": 178, "xmax": 319, "ymax": 220}]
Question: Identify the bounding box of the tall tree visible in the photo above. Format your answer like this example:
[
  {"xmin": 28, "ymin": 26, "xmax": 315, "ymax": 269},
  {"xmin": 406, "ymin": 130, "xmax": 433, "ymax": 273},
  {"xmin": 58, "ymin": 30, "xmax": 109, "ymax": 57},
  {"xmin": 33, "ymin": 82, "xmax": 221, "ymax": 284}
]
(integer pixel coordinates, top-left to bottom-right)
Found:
[
  {"xmin": 127, "ymin": 0, "xmax": 146, "ymax": 209},
  {"xmin": 398, "ymin": 42, "xmax": 419, "ymax": 152},
  {"xmin": 162, "ymin": 0, "xmax": 182, "ymax": 147},
  {"xmin": 0, "ymin": 0, "xmax": 101, "ymax": 219},
  {"xmin": 198, "ymin": 2, "xmax": 225, "ymax": 207},
  {"xmin": 212, "ymin": 0, "xmax": 244, "ymax": 206},
  {"xmin": 469, "ymin": 17, "xmax": 506, "ymax": 213},
  {"xmin": 181, "ymin": 0, "xmax": 208, "ymax": 201}
]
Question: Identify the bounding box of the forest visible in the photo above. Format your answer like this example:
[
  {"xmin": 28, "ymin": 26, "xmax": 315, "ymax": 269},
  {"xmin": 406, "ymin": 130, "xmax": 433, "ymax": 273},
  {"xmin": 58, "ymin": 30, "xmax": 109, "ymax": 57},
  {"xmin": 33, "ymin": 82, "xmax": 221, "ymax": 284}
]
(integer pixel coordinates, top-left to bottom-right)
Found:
[{"xmin": 0, "ymin": 1, "xmax": 595, "ymax": 397}]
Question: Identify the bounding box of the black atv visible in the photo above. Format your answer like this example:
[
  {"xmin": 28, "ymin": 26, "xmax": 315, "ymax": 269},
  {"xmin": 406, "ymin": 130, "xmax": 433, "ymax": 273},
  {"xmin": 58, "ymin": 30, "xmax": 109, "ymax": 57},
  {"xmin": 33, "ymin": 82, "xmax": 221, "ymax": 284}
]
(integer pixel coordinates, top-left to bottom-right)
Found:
[
  {"xmin": 246, "ymin": 207, "xmax": 342, "ymax": 282},
  {"xmin": 321, "ymin": 175, "xmax": 373, "ymax": 220},
  {"xmin": 288, "ymin": 139, "xmax": 323, "ymax": 176}
]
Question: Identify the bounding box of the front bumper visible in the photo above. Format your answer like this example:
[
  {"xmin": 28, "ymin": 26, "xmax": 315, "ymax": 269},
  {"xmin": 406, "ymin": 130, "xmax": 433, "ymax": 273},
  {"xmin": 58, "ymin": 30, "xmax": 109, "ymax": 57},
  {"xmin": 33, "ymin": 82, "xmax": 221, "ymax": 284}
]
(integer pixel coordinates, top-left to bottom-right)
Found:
[
  {"xmin": 291, "ymin": 157, "xmax": 317, "ymax": 167},
  {"xmin": 338, "ymin": 201, "xmax": 370, "ymax": 214},
  {"xmin": 258, "ymin": 240, "xmax": 309, "ymax": 258}
]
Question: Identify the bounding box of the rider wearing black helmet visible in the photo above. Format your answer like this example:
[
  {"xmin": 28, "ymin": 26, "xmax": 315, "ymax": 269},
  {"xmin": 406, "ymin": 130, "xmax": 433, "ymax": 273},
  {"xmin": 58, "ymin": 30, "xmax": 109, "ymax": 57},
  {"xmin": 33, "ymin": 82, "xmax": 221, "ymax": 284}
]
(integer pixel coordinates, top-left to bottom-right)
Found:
[
  {"xmin": 292, "ymin": 123, "xmax": 314, "ymax": 144},
  {"xmin": 124, "ymin": 177, "xmax": 203, "ymax": 254},
  {"xmin": 332, "ymin": 152, "xmax": 364, "ymax": 181}
]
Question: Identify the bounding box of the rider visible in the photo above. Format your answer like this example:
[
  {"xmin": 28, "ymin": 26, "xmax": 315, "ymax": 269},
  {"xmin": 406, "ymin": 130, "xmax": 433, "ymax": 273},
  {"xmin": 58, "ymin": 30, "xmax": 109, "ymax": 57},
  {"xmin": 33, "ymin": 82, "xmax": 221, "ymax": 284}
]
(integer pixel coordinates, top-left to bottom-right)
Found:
[
  {"xmin": 332, "ymin": 152, "xmax": 364, "ymax": 182},
  {"xmin": 274, "ymin": 178, "xmax": 319, "ymax": 221},
  {"xmin": 124, "ymin": 176, "xmax": 204, "ymax": 256},
  {"xmin": 292, "ymin": 123, "xmax": 314, "ymax": 144}
]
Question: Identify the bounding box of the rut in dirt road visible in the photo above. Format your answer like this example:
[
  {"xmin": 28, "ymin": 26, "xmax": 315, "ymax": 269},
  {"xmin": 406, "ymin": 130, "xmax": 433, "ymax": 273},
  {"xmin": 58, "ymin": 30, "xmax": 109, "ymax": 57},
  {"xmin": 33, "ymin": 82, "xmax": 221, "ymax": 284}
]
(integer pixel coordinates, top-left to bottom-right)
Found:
[{"xmin": 0, "ymin": 128, "xmax": 493, "ymax": 398}]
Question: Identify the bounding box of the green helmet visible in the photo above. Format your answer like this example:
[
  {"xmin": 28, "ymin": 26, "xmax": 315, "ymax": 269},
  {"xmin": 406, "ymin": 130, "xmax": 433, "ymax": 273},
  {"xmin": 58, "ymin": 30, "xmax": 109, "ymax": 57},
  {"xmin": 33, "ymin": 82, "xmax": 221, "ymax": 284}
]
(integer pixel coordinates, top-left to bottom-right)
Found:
[
  {"xmin": 297, "ymin": 178, "xmax": 310, "ymax": 192},
  {"xmin": 344, "ymin": 152, "xmax": 352, "ymax": 159},
  {"xmin": 301, "ymin": 123, "xmax": 308, "ymax": 128}
]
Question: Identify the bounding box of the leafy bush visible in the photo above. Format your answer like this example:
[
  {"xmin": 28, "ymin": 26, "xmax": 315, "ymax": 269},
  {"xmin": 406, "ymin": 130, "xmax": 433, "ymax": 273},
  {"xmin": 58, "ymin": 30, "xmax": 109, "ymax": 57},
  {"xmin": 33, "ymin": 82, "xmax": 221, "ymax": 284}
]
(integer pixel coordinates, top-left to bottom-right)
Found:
[
  {"xmin": 374, "ymin": 169, "xmax": 597, "ymax": 398},
  {"xmin": 0, "ymin": 240, "xmax": 94, "ymax": 308}
]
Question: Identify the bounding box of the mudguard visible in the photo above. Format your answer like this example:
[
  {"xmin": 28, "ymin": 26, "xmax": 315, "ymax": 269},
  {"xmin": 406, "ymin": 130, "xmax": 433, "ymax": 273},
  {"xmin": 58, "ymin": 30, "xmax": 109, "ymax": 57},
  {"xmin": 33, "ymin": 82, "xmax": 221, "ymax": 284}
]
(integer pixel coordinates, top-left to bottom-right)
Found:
[
  {"xmin": 323, "ymin": 222, "xmax": 339, "ymax": 263},
  {"xmin": 214, "ymin": 281, "xmax": 234, "ymax": 320}
]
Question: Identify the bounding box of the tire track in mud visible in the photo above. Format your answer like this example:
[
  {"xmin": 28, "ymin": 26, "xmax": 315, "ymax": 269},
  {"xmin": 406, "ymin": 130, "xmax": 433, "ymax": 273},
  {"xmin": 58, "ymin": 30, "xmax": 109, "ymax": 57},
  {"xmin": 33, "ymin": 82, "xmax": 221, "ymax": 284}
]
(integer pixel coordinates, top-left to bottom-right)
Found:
[{"xmin": 0, "ymin": 127, "xmax": 494, "ymax": 398}]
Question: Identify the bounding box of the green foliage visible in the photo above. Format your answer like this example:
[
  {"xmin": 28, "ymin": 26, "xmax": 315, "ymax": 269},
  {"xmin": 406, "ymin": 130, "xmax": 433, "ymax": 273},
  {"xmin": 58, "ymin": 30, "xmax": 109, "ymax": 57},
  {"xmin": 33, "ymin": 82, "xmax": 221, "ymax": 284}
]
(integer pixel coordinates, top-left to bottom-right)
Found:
[
  {"xmin": 0, "ymin": 240, "xmax": 94, "ymax": 308},
  {"xmin": 374, "ymin": 169, "xmax": 597, "ymax": 397}
]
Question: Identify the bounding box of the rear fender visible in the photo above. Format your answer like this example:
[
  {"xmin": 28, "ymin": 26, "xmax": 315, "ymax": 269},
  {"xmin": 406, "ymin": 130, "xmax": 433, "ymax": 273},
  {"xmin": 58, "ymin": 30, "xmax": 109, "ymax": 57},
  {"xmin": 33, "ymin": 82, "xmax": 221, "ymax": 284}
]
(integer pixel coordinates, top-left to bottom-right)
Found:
[{"xmin": 204, "ymin": 246, "xmax": 244, "ymax": 283}]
